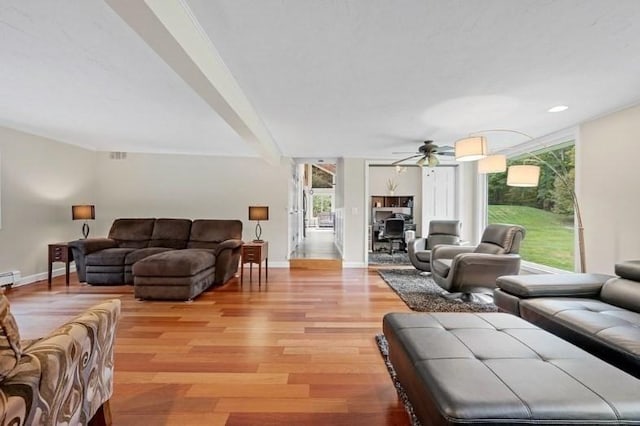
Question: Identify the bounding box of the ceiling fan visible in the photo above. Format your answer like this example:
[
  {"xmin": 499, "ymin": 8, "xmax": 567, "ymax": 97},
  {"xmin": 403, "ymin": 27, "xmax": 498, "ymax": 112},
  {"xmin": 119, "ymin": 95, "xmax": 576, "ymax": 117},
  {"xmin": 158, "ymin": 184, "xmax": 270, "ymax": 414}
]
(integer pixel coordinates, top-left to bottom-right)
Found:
[{"xmin": 392, "ymin": 140, "xmax": 454, "ymax": 167}]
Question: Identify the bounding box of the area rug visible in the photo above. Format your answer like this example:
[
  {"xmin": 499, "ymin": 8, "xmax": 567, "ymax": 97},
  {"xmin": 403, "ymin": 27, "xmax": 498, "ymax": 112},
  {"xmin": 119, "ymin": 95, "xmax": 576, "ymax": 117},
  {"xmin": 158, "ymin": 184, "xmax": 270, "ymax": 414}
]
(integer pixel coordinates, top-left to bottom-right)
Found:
[
  {"xmin": 368, "ymin": 251, "xmax": 410, "ymax": 265},
  {"xmin": 375, "ymin": 334, "xmax": 421, "ymax": 426},
  {"xmin": 377, "ymin": 268, "xmax": 498, "ymax": 312}
]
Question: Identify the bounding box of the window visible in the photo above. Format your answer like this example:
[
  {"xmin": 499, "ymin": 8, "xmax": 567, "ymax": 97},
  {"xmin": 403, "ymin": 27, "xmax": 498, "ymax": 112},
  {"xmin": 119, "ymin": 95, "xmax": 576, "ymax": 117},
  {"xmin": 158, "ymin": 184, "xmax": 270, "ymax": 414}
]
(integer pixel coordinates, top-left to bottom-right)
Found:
[{"xmin": 488, "ymin": 143, "xmax": 575, "ymax": 270}]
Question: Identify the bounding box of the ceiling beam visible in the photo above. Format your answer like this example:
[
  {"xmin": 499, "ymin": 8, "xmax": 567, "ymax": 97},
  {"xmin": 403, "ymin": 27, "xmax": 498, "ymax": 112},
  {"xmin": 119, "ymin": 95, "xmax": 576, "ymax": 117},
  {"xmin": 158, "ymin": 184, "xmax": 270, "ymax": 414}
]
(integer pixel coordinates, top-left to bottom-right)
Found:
[{"xmin": 105, "ymin": 0, "xmax": 281, "ymax": 164}]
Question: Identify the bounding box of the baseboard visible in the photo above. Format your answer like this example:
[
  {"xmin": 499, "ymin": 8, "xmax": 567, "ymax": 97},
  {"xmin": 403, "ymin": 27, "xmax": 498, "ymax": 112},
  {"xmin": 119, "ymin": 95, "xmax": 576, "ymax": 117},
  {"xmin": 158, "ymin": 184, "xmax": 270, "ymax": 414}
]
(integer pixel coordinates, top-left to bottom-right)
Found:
[
  {"xmin": 343, "ymin": 262, "xmax": 366, "ymax": 268},
  {"xmin": 10, "ymin": 265, "xmax": 76, "ymax": 289}
]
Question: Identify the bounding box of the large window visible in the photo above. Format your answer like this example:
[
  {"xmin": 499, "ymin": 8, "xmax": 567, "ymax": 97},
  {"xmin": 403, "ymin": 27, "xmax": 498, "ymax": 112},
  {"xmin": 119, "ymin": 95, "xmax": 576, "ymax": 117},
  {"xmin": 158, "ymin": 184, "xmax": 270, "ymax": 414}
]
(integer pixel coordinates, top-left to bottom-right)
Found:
[{"xmin": 488, "ymin": 143, "xmax": 575, "ymax": 270}]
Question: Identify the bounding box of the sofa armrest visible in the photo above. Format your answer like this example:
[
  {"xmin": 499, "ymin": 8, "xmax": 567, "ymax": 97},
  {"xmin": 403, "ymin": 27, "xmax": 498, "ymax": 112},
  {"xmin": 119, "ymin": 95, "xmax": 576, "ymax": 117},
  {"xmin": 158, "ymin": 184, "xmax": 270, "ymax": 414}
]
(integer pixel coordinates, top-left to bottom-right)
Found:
[
  {"xmin": 214, "ymin": 239, "xmax": 244, "ymax": 255},
  {"xmin": 68, "ymin": 239, "xmax": 118, "ymax": 282},
  {"xmin": 448, "ymin": 253, "xmax": 521, "ymax": 289},
  {"xmin": 68, "ymin": 238, "xmax": 118, "ymax": 255},
  {"xmin": 496, "ymin": 273, "xmax": 613, "ymax": 298},
  {"xmin": 431, "ymin": 244, "xmax": 476, "ymax": 260},
  {"xmin": 1, "ymin": 299, "xmax": 121, "ymax": 426}
]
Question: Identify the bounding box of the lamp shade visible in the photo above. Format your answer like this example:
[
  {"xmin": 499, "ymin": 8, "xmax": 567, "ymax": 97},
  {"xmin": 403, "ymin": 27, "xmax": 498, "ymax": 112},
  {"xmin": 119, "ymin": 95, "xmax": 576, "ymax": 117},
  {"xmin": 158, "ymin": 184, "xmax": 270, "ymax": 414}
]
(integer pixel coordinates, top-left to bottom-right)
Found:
[
  {"xmin": 455, "ymin": 136, "xmax": 488, "ymax": 161},
  {"xmin": 248, "ymin": 206, "xmax": 269, "ymax": 221},
  {"xmin": 72, "ymin": 205, "xmax": 95, "ymax": 220},
  {"xmin": 478, "ymin": 154, "xmax": 507, "ymax": 174},
  {"xmin": 507, "ymin": 165, "xmax": 540, "ymax": 187}
]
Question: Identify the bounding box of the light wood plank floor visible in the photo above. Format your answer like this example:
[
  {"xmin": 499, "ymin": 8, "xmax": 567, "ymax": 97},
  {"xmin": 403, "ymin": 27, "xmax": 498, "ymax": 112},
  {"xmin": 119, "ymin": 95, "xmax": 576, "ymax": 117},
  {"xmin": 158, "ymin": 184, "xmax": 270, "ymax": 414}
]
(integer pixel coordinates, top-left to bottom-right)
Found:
[{"xmin": 6, "ymin": 267, "xmax": 412, "ymax": 425}]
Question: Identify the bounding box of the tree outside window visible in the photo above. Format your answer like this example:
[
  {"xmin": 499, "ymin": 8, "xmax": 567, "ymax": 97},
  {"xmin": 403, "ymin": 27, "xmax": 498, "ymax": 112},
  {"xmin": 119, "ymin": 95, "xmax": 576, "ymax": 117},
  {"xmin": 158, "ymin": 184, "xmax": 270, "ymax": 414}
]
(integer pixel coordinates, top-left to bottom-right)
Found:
[{"xmin": 488, "ymin": 144, "xmax": 575, "ymax": 270}]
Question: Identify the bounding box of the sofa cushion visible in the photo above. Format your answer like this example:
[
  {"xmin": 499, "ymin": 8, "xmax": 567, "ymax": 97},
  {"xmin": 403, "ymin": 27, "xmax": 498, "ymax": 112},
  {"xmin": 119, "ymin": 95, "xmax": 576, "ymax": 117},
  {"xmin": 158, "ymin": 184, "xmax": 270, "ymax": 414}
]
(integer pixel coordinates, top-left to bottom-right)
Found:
[
  {"xmin": 133, "ymin": 249, "xmax": 216, "ymax": 277},
  {"xmin": 415, "ymin": 250, "xmax": 431, "ymax": 262},
  {"xmin": 520, "ymin": 297, "xmax": 640, "ymax": 376},
  {"xmin": 148, "ymin": 218, "xmax": 192, "ymax": 249},
  {"xmin": 187, "ymin": 220, "xmax": 243, "ymax": 250},
  {"xmin": 87, "ymin": 247, "xmax": 137, "ymax": 266},
  {"xmin": 0, "ymin": 295, "xmax": 21, "ymax": 380},
  {"xmin": 124, "ymin": 247, "xmax": 175, "ymax": 266},
  {"xmin": 108, "ymin": 218, "xmax": 155, "ymax": 248}
]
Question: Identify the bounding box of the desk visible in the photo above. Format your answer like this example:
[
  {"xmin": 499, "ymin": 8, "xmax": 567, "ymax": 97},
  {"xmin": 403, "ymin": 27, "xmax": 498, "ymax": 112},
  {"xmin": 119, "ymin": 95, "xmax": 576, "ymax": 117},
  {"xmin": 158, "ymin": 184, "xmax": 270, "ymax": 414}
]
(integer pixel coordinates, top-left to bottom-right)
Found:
[
  {"xmin": 241, "ymin": 241, "xmax": 268, "ymax": 286},
  {"xmin": 48, "ymin": 242, "xmax": 73, "ymax": 289}
]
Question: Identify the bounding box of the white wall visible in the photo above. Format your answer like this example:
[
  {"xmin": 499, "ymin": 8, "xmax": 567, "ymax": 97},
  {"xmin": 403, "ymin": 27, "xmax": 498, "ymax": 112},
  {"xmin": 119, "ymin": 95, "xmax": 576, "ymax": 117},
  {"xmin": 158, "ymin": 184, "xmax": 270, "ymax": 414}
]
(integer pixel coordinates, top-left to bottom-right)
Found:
[
  {"xmin": 0, "ymin": 126, "xmax": 96, "ymax": 281},
  {"xmin": 94, "ymin": 152, "xmax": 291, "ymax": 264},
  {"xmin": 342, "ymin": 158, "xmax": 366, "ymax": 266},
  {"xmin": 579, "ymin": 104, "xmax": 640, "ymax": 274}
]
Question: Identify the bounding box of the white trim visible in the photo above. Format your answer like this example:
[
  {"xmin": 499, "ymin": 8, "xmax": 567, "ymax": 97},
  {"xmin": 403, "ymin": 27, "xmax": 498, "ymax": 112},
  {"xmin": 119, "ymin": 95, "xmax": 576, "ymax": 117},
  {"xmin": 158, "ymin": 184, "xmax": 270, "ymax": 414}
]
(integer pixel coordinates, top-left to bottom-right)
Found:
[
  {"xmin": 11, "ymin": 265, "xmax": 77, "ymax": 288},
  {"xmin": 499, "ymin": 126, "xmax": 577, "ymax": 157},
  {"xmin": 266, "ymin": 261, "xmax": 290, "ymax": 268}
]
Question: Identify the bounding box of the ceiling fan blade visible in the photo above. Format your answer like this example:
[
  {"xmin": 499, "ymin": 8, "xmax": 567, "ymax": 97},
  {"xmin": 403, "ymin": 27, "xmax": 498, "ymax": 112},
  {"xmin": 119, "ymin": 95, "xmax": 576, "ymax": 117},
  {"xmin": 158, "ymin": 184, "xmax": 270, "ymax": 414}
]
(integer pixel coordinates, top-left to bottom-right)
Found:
[
  {"xmin": 439, "ymin": 152, "xmax": 455, "ymax": 156},
  {"xmin": 438, "ymin": 145, "xmax": 454, "ymax": 151},
  {"xmin": 392, "ymin": 154, "xmax": 421, "ymax": 165},
  {"xmin": 391, "ymin": 151, "xmax": 419, "ymax": 154}
]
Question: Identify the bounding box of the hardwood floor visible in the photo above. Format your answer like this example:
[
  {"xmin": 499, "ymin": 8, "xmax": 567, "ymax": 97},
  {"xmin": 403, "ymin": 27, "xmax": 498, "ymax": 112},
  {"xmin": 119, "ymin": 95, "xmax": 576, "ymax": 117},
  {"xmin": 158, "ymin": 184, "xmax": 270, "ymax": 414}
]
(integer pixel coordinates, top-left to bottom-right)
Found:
[{"xmin": 6, "ymin": 267, "xmax": 412, "ymax": 425}]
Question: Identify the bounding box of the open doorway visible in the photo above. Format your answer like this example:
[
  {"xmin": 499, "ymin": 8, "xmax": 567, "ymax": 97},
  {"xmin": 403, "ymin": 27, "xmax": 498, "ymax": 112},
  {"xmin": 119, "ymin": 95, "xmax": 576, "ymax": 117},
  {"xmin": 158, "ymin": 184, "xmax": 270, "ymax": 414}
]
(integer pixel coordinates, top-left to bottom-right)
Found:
[{"xmin": 290, "ymin": 161, "xmax": 341, "ymax": 266}]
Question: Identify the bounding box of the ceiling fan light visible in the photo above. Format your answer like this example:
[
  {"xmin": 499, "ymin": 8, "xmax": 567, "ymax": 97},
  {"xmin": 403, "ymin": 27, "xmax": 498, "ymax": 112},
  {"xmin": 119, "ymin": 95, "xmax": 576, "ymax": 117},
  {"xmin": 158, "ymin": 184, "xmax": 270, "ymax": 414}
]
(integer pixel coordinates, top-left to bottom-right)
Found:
[
  {"xmin": 455, "ymin": 136, "xmax": 488, "ymax": 161},
  {"xmin": 416, "ymin": 157, "xmax": 427, "ymax": 166},
  {"xmin": 427, "ymin": 155, "xmax": 439, "ymax": 167},
  {"xmin": 507, "ymin": 165, "xmax": 540, "ymax": 187},
  {"xmin": 478, "ymin": 154, "xmax": 506, "ymax": 173}
]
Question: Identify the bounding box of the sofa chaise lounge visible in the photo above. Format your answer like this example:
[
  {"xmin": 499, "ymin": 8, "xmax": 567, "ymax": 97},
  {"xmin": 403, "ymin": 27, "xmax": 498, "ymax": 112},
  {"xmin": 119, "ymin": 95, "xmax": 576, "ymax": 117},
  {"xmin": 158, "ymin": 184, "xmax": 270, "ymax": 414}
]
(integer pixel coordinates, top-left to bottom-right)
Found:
[
  {"xmin": 69, "ymin": 218, "xmax": 243, "ymax": 299},
  {"xmin": 494, "ymin": 260, "xmax": 640, "ymax": 378}
]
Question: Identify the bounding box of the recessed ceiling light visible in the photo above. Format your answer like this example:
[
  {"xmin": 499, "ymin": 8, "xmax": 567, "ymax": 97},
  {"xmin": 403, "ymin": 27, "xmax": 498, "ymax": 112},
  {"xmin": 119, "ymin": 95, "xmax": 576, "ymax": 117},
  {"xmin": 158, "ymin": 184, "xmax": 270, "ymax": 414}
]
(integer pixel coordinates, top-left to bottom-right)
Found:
[{"xmin": 548, "ymin": 105, "xmax": 569, "ymax": 113}]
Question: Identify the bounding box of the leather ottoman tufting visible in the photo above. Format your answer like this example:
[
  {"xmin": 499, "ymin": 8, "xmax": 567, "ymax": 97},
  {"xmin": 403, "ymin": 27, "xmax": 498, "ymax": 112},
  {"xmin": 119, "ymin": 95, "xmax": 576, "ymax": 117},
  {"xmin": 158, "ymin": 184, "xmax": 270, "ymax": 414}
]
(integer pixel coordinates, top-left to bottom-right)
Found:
[
  {"xmin": 383, "ymin": 312, "xmax": 640, "ymax": 425},
  {"xmin": 133, "ymin": 249, "xmax": 217, "ymax": 301}
]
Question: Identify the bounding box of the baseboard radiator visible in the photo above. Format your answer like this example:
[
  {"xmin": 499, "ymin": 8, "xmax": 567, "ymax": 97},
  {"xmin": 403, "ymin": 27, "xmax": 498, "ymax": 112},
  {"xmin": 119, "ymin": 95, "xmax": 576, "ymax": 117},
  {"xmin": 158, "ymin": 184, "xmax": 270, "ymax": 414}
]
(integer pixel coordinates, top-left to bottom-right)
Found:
[{"xmin": 0, "ymin": 270, "xmax": 21, "ymax": 289}]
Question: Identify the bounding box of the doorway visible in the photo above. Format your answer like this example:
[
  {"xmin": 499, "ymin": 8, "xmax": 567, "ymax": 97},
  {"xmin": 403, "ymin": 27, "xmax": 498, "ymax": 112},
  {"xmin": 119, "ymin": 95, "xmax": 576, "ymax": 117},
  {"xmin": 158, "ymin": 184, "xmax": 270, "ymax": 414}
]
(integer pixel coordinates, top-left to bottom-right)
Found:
[{"xmin": 290, "ymin": 161, "xmax": 341, "ymax": 268}]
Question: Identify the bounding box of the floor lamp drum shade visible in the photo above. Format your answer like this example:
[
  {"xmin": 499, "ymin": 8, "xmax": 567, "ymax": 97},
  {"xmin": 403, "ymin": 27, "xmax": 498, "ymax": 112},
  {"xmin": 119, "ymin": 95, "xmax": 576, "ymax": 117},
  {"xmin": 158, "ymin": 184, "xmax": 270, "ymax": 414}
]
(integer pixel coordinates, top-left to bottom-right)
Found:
[
  {"xmin": 248, "ymin": 206, "xmax": 269, "ymax": 242},
  {"xmin": 507, "ymin": 165, "xmax": 540, "ymax": 187},
  {"xmin": 72, "ymin": 204, "xmax": 95, "ymax": 239},
  {"xmin": 455, "ymin": 136, "xmax": 488, "ymax": 161}
]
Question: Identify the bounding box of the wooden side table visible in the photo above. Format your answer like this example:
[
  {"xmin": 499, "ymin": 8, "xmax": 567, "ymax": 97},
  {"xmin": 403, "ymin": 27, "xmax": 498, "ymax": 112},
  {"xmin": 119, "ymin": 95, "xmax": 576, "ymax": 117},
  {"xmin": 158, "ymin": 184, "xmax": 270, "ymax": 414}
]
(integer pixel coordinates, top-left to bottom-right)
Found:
[
  {"xmin": 241, "ymin": 241, "xmax": 268, "ymax": 286},
  {"xmin": 48, "ymin": 242, "xmax": 73, "ymax": 289}
]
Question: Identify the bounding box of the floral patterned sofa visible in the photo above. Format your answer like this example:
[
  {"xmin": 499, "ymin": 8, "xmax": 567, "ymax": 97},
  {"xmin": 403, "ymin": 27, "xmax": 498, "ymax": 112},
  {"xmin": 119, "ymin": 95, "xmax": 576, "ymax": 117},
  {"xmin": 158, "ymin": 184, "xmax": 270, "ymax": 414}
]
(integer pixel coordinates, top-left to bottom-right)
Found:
[{"xmin": 0, "ymin": 296, "xmax": 121, "ymax": 426}]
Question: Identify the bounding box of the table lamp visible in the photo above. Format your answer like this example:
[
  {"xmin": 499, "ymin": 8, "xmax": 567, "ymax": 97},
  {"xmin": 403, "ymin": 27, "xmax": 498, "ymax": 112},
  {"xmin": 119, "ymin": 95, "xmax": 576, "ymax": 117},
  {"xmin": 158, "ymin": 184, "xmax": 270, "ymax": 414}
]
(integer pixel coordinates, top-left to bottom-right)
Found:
[
  {"xmin": 248, "ymin": 206, "xmax": 269, "ymax": 242},
  {"xmin": 72, "ymin": 205, "xmax": 95, "ymax": 239}
]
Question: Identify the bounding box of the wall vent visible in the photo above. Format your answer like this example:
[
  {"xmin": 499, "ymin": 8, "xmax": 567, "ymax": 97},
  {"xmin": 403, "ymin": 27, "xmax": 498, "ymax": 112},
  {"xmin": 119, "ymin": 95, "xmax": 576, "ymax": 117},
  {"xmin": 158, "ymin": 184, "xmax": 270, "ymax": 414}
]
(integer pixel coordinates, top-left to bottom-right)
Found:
[
  {"xmin": 0, "ymin": 270, "xmax": 21, "ymax": 288},
  {"xmin": 109, "ymin": 152, "xmax": 127, "ymax": 160}
]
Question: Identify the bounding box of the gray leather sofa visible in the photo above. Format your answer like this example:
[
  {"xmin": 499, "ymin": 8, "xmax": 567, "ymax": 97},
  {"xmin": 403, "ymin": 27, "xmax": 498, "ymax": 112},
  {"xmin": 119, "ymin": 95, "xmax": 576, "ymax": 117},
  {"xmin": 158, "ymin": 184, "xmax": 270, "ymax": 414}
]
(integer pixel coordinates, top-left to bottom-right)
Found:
[
  {"xmin": 494, "ymin": 260, "xmax": 640, "ymax": 378},
  {"xmin": 69, "ymin": 218, "xmax": 243, "ymax": 289}
]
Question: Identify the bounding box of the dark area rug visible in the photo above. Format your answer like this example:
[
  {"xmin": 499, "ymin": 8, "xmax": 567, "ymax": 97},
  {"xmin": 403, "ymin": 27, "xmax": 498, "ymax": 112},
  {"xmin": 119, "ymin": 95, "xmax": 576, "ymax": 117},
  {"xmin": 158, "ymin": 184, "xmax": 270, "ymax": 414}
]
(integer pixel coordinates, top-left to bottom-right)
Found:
[
  {"xmin": 378, "ymin": 269, "xmax": 498, "ymax": 312},
  {"xmin": 375, "ymin": 334, "xmax": 421, "ymax": 426},
  {"xmin": 368, "ymin": 251, "xmax": 410, "ymax": 265}
]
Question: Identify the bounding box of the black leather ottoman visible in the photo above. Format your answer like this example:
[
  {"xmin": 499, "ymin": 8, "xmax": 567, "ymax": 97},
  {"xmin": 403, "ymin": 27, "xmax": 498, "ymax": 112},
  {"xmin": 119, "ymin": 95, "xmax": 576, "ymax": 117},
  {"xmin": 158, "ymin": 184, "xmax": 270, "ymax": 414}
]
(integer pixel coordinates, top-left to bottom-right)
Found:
[{"xmin": 383, "ymin": 312, "xmax": 640, "ymax": 425}]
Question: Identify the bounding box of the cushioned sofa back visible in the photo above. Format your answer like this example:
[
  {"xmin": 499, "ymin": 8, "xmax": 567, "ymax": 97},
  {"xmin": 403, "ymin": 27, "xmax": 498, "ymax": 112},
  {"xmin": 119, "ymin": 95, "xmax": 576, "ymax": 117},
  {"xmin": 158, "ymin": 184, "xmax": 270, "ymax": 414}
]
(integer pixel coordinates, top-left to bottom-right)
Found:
[
  {"xmin": 149, "ymin": 218, "xmax": 192, "ymax": 249},
  {"xmin": 600, "ymin": 260, "xmax": 640, "ymax": 313},
  {"xmin": 187, "ymin": 219, "xmax": 243, "ymax": 249},
  {"xmin": 108, "ymin": 219, "xmax": 155, "ymax": 248}
]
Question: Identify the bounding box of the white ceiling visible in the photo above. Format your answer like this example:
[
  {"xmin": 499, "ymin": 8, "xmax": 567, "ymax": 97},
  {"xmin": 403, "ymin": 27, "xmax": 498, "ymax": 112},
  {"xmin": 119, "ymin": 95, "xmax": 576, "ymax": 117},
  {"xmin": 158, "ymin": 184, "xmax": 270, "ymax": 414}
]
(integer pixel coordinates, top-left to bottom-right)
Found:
[{"xmin": 2, "ymin": 0, "xmax": 640, "ymax": 160}]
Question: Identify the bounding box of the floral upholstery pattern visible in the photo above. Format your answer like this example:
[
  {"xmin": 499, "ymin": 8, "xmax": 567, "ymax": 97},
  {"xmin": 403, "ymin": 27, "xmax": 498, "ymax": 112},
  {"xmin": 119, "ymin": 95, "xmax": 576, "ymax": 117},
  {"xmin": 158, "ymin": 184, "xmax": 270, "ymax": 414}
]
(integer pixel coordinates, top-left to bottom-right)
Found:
[{"xmin": 0, "ymin": 299, "xmax": 121, "ymax": 426}]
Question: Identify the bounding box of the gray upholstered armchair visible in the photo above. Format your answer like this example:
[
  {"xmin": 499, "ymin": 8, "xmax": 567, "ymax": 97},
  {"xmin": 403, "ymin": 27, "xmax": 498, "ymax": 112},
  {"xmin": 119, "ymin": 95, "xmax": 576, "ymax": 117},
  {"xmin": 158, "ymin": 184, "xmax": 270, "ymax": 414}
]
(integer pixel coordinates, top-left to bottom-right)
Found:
[
  {"xmin": 408, "ymin": 220, "xmax": 461, "ymax": 272},
  {"xmin": 431, "ymin": 223, "xmax": 525, "ymax": 302}
]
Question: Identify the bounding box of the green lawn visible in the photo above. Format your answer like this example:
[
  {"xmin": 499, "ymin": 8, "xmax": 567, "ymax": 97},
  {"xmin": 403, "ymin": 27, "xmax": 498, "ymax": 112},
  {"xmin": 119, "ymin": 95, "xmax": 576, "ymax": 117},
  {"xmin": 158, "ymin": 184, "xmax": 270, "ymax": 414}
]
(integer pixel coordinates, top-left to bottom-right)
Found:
[{"xmin": 488, "ymin": 205, "xmax": 575, "ymax": 271}]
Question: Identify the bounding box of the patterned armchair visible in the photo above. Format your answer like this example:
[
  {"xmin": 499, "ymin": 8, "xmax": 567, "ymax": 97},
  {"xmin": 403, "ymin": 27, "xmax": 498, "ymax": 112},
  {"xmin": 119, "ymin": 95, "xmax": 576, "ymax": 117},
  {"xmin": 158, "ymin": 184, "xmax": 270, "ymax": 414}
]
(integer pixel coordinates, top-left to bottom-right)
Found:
[{"xmin": 0, "ymin": 297, "xmax": 121, "ymax": 426}]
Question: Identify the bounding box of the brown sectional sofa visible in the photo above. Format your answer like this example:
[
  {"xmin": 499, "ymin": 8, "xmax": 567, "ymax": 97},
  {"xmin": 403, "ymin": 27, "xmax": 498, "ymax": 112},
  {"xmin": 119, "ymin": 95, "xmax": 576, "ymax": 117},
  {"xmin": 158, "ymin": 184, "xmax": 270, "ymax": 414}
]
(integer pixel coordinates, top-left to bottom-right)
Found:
[{"xmin": 69, "ymin": 218, "xmax": 243, "ymax": 299}]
